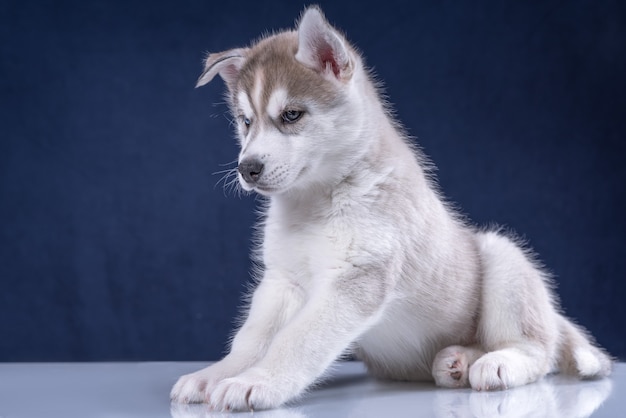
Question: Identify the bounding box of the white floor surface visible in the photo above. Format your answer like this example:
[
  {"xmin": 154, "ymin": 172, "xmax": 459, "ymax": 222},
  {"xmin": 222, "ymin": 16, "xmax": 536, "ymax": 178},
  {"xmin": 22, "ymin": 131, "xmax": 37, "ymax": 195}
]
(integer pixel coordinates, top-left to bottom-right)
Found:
[{"xmin": 0, "ymin": 361, "xmax": 622, "ymax": 417}]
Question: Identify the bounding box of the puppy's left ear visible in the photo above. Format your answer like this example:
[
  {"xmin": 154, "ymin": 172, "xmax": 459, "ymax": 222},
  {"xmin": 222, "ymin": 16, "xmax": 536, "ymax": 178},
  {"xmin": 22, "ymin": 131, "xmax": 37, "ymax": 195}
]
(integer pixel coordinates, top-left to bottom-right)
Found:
[
  {"xmin": 295, "ymin": 7, "xmax": 354, "ymax": 82},
  {"xmin": 196, "ymin": 48, "xmax": 248, "ymax": 88}
]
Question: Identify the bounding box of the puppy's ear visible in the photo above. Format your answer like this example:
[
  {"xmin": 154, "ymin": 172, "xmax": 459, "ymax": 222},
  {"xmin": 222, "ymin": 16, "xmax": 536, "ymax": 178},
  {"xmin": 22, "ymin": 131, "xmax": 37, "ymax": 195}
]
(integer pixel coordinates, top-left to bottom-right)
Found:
[
  {"xmin": 295, "ymin": 6, "xmax": 354, "ymax": 81},
  {"xmin": 196, "ymin": 48, "xmax": 247, "ymax": 88}
]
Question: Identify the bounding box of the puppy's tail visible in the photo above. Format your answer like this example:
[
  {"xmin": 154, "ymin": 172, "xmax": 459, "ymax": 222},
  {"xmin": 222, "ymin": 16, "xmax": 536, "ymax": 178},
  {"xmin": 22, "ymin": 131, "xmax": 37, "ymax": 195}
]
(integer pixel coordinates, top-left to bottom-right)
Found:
[{"xmin": 557, "ymin": 315, "xmax": 613, "ymax": 378}]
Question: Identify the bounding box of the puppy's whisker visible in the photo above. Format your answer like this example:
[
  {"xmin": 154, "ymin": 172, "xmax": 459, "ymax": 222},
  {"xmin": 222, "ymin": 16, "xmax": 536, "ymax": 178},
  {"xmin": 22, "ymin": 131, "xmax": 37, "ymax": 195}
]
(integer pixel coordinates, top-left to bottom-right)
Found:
[
  {"xmin": 212, "ymin": 167, "xmax": 237, "ymax": 176},
  {"xmin": 218, "ymin": 159, "xmax": 239, "ymax": 167},
  {"xmin": 223, "ymin": 114, "xmax": 236, "ymax": 127},
  {"xmin": 208, "ymin": 159, "xmax": 243, "ymax": 196},
  {"xmin": 213, "ymin": 167, "xmax": 239, "ymax": 195}
]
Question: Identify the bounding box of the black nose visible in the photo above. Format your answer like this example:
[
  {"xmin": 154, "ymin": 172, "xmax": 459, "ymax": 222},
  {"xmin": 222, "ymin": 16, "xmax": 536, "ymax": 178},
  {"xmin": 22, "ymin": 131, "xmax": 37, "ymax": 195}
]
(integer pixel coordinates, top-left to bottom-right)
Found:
[{"xmin": 238, "ymin": 159, "xmax": 264, "ymax": 184}]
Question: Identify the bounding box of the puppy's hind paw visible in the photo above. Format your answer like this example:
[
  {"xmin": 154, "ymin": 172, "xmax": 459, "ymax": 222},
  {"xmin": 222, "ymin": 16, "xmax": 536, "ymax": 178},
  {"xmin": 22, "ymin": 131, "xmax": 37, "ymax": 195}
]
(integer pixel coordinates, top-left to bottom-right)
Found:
[
  {"xmin": 433, "ymin": 346, "xmax": 473, "ymax": 388},
  {"xmin": 469, "ymin": 353, "xmax": 510, "ymax": 391}
]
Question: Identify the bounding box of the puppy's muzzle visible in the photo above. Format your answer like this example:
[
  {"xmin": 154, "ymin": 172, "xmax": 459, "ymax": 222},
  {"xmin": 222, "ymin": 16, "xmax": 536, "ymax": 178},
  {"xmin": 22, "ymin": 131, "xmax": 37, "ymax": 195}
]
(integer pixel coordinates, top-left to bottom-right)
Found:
[{"xmin": 238, "ymin": 158, "xmax": 264, "ymax": 184}]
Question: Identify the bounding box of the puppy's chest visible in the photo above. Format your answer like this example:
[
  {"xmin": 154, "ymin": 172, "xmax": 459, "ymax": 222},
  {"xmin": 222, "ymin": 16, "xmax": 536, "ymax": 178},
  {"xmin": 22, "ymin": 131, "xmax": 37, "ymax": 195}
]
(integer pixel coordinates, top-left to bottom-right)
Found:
[{"xmin": 263, "ymin": 215, "xmax": 356, "ymax": 287}]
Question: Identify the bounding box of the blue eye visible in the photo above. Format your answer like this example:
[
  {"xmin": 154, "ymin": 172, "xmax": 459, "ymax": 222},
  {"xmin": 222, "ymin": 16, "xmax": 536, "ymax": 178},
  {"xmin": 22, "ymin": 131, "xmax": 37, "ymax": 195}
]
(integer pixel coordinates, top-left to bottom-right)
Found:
[{"xmin": 239, "ymin": 116, "xmax": 251, "ymax": 127}]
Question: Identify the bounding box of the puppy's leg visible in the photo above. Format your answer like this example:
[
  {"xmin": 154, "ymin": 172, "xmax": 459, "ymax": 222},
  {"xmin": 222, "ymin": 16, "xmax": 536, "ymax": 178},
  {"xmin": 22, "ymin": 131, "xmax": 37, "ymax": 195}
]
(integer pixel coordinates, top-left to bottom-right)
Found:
[
  {"xmin": 170, "ymin": 274, "xmax": 304, "ymax": 403},
  {"xmin": 209, "ymin": 269, "xmax": 386, "ymax": 411},
  {"xmin": 470, "ymin": 231, "xmax": 559, "ymax": 391}
]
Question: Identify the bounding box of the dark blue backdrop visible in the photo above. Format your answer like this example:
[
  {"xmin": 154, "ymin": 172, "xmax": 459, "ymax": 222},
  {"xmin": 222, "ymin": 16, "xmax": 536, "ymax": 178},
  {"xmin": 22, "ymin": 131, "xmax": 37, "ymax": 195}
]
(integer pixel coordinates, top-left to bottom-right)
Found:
[{"xmin": 1, "ymin": 0, "xmax": 624, "ymax": 362}]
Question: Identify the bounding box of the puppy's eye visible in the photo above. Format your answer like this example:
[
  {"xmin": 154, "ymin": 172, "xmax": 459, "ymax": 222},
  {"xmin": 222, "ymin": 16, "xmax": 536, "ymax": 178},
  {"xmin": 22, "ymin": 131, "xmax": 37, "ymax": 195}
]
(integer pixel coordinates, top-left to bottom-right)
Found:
[
  {"xmin": 281, "ymin": 110, "xmax": 303, "ymax": 124},
  {"xmin": 237, "ymin": 115, "xmax": 251, "ymax": 127}
]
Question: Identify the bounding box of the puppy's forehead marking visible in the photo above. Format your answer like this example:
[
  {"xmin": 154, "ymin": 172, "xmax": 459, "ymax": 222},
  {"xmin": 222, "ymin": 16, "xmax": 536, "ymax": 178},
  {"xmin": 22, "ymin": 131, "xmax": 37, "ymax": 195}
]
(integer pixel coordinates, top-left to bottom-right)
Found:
[
  {"xmin": 267, "ymin": 88, "xmax": 288, "ymax": 119},
  {"xmin": 235, "ymin": 31, "xmax": 345, "ymax": 120}
]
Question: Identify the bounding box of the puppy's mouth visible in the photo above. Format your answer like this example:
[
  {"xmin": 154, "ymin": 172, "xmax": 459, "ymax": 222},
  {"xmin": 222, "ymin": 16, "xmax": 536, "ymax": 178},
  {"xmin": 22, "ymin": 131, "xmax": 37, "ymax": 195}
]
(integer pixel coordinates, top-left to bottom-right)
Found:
[
  {"xmin": 253, "ymin": 185, "xmax": 279, "ymax": 195},
  {"xmin": 237, "ymin": 176, "xmax": 279, "ymax": 195},
  {"xmin": 252, "ymin": 181, "xmax": 289, "ymax": 195}
]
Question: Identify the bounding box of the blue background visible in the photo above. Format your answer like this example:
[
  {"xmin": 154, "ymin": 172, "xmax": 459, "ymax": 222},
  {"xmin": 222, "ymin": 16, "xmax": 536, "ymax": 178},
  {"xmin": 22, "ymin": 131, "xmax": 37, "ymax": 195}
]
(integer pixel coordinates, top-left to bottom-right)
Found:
[{"xmin": 1, "ymin": 0, "xmax": 624, "ymax": 361}]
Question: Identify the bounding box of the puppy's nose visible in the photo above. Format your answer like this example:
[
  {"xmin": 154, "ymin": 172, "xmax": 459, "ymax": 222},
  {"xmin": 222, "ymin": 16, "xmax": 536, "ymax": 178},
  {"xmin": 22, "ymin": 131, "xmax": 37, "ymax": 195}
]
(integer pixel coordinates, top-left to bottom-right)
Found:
[{"xmin": 238, "ymin": 159, "xmax": 264, "ymax": 184}]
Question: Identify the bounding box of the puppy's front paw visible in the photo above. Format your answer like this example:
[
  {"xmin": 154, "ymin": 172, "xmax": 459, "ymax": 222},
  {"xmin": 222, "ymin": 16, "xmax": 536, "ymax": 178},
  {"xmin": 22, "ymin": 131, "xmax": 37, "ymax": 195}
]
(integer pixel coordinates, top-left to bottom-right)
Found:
[
  {"xmin": 171, "ymin": 361, "xmax": 244, "ymax": 404},
  {"xmin": 171, "ymin": 367, "xmax": 224, "ymax": 404},
  {"xmin": 170, "ymin": 369, "xmax": 211, "ymax": 404},
  {"xmin": 210, "ymin": 368, "xmax": 292, "ymax": 411}
]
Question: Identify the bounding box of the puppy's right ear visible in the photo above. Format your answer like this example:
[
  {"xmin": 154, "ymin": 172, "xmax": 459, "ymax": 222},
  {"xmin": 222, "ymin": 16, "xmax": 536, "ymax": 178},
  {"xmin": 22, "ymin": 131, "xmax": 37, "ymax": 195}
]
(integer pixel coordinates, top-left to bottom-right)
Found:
[
  {"xmin": 295, "ymin": 7, "xmax": 354, "ymax": 82},
  {"xmin": 196, "ymin": 48, "xmax": 247, "ymax": 88}
]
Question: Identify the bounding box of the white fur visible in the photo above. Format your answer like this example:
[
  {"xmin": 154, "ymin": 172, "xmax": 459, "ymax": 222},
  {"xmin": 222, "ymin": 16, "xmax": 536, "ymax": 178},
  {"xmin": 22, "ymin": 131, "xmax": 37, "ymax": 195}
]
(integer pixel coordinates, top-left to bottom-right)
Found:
[
  {"xmin": 267, "ymin": 88, "xmax": 288, "ymax": 120},
  {"xmin": 171, "ymin": 6, "xmax": 612, "ymax": 411}
]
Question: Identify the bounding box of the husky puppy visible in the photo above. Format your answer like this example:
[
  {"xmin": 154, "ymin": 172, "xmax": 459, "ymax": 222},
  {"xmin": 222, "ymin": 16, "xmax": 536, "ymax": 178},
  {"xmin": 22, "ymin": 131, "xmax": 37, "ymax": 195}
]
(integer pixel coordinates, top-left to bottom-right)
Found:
[{"xmin": 171, "ymin": 6, "xmax": 612, "ymax": 411}]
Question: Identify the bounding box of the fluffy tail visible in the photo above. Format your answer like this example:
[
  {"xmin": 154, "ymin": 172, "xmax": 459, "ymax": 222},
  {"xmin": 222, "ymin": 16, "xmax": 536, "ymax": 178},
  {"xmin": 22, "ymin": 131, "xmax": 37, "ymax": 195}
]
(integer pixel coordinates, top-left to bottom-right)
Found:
[{"xmin": 557, "ymin": 315, "xmax": 613, "ymax": 378}]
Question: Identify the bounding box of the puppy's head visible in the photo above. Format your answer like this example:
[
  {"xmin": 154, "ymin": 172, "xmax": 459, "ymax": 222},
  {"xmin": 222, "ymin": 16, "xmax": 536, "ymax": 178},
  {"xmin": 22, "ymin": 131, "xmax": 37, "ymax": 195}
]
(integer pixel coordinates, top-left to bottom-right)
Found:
[{"xmin": 197, "ymin": 7, "xmax": 368, "ymax": 196}]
